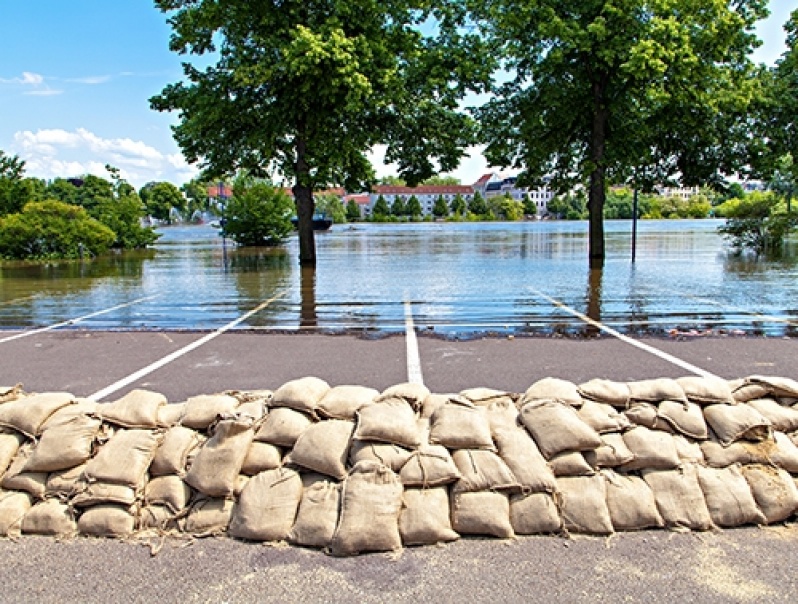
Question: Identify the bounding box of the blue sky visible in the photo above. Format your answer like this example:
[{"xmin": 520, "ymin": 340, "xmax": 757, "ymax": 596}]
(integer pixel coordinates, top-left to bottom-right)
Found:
[{"xmin": 1, "ymin": 1, "xmax": 795, "ymax": 189}]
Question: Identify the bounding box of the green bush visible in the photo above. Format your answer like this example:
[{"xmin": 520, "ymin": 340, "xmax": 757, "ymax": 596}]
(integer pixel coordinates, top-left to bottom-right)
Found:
[
  {"xmin": 718, "ymin": 192, "xmax": 797, "ymax": 255},
  {"xmin": 223, "ymin": 181, "xmax": 294, "ymax": 246},
  {"xmin": 0, "ymin": 200, "xmax": 116, "ymax": 259}
]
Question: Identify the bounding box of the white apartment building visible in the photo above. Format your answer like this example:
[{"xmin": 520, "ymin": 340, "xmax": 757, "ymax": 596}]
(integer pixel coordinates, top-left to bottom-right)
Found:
[
  {"xmin": 473, "ymin": 173, "xmax": 554, "ymax": 215},
  {"xmin": 364, "ymin": 184, "xmax": 475, "ymax": 218}
]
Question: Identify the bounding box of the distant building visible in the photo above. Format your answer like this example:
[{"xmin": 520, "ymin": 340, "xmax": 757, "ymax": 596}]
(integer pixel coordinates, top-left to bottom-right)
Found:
[
  {"xmin": 657, "ymin": 185, "xmax": 700, "ymax": 200},
  {"xmin": 473, "ymin": 173, "xmax": 554, "ymax": 215},
  {"xmin": 364, "ymin": 184, "xmax": 475, "ymax": 218}
]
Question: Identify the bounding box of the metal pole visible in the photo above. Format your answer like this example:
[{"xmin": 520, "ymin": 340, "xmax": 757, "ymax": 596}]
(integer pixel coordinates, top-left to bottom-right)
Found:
[{"xmin": 632, "ymin": 186, "xmax": 639, "ymax": 263}]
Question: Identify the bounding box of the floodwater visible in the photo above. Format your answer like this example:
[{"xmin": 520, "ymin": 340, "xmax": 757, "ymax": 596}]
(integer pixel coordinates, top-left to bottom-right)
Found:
[{"xmin": 1, "ymin": 220, "xmax": 796, "ymax": 338}]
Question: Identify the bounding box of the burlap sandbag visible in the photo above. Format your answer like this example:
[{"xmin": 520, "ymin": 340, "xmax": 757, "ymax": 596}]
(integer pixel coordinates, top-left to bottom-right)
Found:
[
  {"xmin": 377, "ymin": 383, "xmax": 430, "ymax": 412},
  {"xmin": 493, "ymin": 426, "xmax": 557, "ymax": 494},
  {"xmin": 97, "ymin": 389, "xmax": 166, "ymax": 429},
  {"xmin": 747, "ymin": 398, "xmax": 798, "ymax": 433},
  {"xmin": 451, "ymin": 449, "xmax": 519, "ymax": 494},
  {"xmin": 317, "ymin": 385, "xmax": 378, "ymax": 420},
  {"xmin": 429, "ymin": 398, "xmax": 495, "ymax": 451},
  {"xmin": 138, "ymin": 504, "xmax": 181, "ymax": 532},
  {"xmin": 549, "ymin": 451, "xmax": 595, "ymax": 477},
  {"xmin": 184, "ymin": 417, "xmax": 254, "ymax": 498},
  {"xmin": 355, "ymin": 398, "xmax": 421, "ymax": 449},
  {"xmin": 23, "ymin": 414, "xmax": 102, "ymax": 473},
  {"xmin": 0, "ymin": 490, "xmax": 32, "ymax": 537},
  {"xmin": 485, "ymin": 399, "xmax": 520, "ymax": 437},
  {"xmin": 286, "ymin": 420, "xmax": 354, "ymax": 480},
  {"xmin": 584, "ymin": 432, "xmax": 635, "ymax": 468},
  {"xmin": 641, "ymin": 464, "xmax": 713, "ymax": 531},
  {"xmin": 556, "ymin": 474, "xmax": 614, "ymax": 535},
  {"xmin": 77, "ymin": 504, "xmax": 136, "ymax": 537},
  {"xmin": 330, "ymin": 461, "xmax": 404, "ymax": 556},
  {"xmin": 451, "ymin": 491, "xmax": 514, "ymax": 539},
  {"xmin": 150, "ymin": 425, "xmax": 204, "ymax": 477},
  {"xmin": 520, "ymin": 400, "xmax": 602, "ymax": 459},
  {"xmin": 145, "ymin": 475, "xmax": 192, "ymax": 514},
  {"xmin": 40, "ymin": 398, "xmax": 98, "ymax": 431},
  {"xmin": 703, "ymin": 404, "xmax": 772, "ymax": 446},
  {"xmin": 241, "ymin": 441, "xmax": 283, "ymax": 475},
  {"xmin": 578, "ymin": 378, "xmax": 631, "ymax": 407},
  {"xmin": 271, "ymin": 377, "xmax": 330, "ymax": 418},
  {"xmin": 420, "ymin": 393, "xmax": 451, "ymax": 421},
  {"xmin": 0, "ymin": 392, "xmax": 75, "ymax": 437},
  {"xmin": 399, "ymin": 445, "xmax": 461, "ymax": 487},
  {"xmin": 179, "ymin": 394, "xmax": 240, "ymax": 430},
  {"xmin": 235, "ymin": 399, "xmax": 267, "ymax": 422},
  {"xmin": 729, "ymin": 378, "xmax": 769, "ymax": 403},
  {"xmin": 184, "ymin": 497, "xmax": 234, "ymax": 537},
  {"xmin": 628, "ymin": 378, "xmax": 687, "ymax": 404},
  {"xmin": 72, "ymin": 482, "xmax": 138, "ymax": 507},
  {"xmin": 657, "ymin": 401, "xmax": 708, "ymax": 440},
  {"xmin": 522, "ymin": 377, "xmax": 582, "ymax": 407},
  {"xmin": 602, "ymin": 470, "xmax": 663, "ymax": 531},
  {"xmin": 349, "ymin": 440, "xmax": 412, "ymax": 473},
  {"xmin": 696, "ymin": 464, "xmax": 766, "ymax": 527},
  {"xmin": 741, "ymin": 464, "xmax": 798, "ymax": 524},
  {"xmin": 84, "ymin": 429, "xmax": 161, "ymax": 488},
  {"xmin": 509, "ymin": 491, "xmax": 562, "ymax": 535},
  {"xmin": 578, "ymin": 401, "xmax": 631, "ymax": 434},
  {"xmin": 229, "ymin": 467, "xmax": 303, "ymax": 542},
  {"xmin": 747, "ymin": 376, "xmax": 798, "ymax": 399},
  {"xmin": 45, "ymin": 464, "xmax": 86, "ymax": 499},
  {"xmin": 673, "ymin": 434, "xmax": 705, "ymax": 464},
  {"xmin": 157, "ymin": 403, "xmax": 186, "ymax": 428},
  {"xmin": 623, "ymin": 403, "xmax": 660, "ymax": 429},
  {"xmin": 0, "ymin": 385, "xmax": 24, "ymax": 404},
  {"xmin": 2, "ymin": 444, "xmax": 47, "ymax": 498},
  {"xmin": 460, "ymin": 388, "xmax": 519, "ymax": 408},
  {"xmin": 621, "ymin": 426, "xmax": 681, "ymax": 471},
  {"xmin": 21, "ymin": 499, "xmax": 76, "ymax": 536},
  {"xmin": 0, "ymin": 429, "xmax": 25, "ymax": 475},
  {"xmin": 288, "ymin": 475, "xmax": 341, "ymax": 548},
  {"xmin": 399, "ymin": 487, "xmax": 459, "ymax": 546},
  {"xmin": 254, "ymin": 407, "xmax": 313, "ymax": 447},
  {"xmin": 676, "ymin": 376, "xmax": 735, "ymax": 405}
]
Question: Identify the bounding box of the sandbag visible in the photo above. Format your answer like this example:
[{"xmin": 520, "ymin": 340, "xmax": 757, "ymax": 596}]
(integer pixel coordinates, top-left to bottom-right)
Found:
[
  {"xmin": 180, "ymin": 394, "xmax": 240, "ymax": 430},
  {"xmin": 0, "ymin": 392, "xmax": 75, "ymax": 437},
  {"xmin": 71, "ymin": 482, "xmax": 138, "ymax": 508},
  {"xmin": 184, "ymin": 417, "xmax": 254, "ymax": 498},
  {"xmin": 139, "ymin": 504, "xmax": 181, "ymax": 532},
  {"xmin": 747, "ymin": 398, "xmax": 798, "ymax": 433},
  {"xmin": 184, "ymin": 498, "xmax": 234, "ymax": 537},
  {"xmin": 0, "ymin": 385, "xmax": 24, "ymax": 404},
  {"xmin": 577, "ymin": 379, "xmax": 630, "ymax": 407},
  {"xmin": 157, "ymin": 403, "xmax": 186, "ymax": 428},
  {"xmin": 77, "ymin": 504, "xmax": 136, "ymax": 537},
  {"xmin": 741, "ymin": 464, "xmax": 798, "ymax": 524},
  {"xmin": 628, "ymin": 379, "xmax": 686, "ymax": 404},
  {"xmin": 509, "ymin": 491, "xmax": 562, "ymax": 535},
  {"xmin": 84, "ymin": 429, "xmax": 161, "ymax": 488},
  {"xmin": 584, "ymin": 433, "xmax": 635, "ymax": 468},
  {"xmin": 399, "ymin": 487, "xmax": 459, "ymax": 546},
  {"xmin": 330, "ymin": 461, "xmax": 404, "ymax": 556},
  {"xmin": 349, "ymin": 440, "xmax": 412, "ymax": 473},
  {"xmin": 657, "ymin": 401, "xmax": 708, "ymax": 440},
  {"xmin": 703, "ymin": 404, "xmax": 772, "ymax": 446},
  {"xmin": 641, "ymin": 464, "xmax": 713, "ymax": 531},
  {"xmin": 672, "ymin": 434, "xmax": 705, "ymax": 464},
  {"xmin": 429, "ymin": 398, "xmax": 495, "ymax": 451},
  {"xmin": 451, "ymin": 491, "xmax": 514, "ymax": 539},
  {"xmin": 271, "ymin": 377, "xmax": 330, "ymax": 418},
  {"xmin": 355, "ymin": 398, "xmax": 421, "ymax": 449},
  {"xmin": 485, "ymin": 399, "xmax": 521, "ymax": 436},
  {"xmin": 420, "ymin": 393, "xmax": 451, "ymax": 420},
  {"xmin": 451, "ymin": 449, "xmax": 519, "ymax": 494},
  {"xmin": 523, "ymin": 377, "xmax": 582, "ymax": 407},
  {"xmin": 241, "ymin": 441, "xmax": 283, "ymax": 475},
  {"xmin": 556, "ymin": 474, "xmax": 614, "ymax": 535},
  {"xmin": 549, "ymin": 451, "xmax": 595, "ymax": 477},
  {"xmin": 577, "ymin": 401, "xmax": 630, "ymax": 434},
  {"xmin": 150, "ymin": 425, "xmax": 204, "ymax": 477},
  {"xmin": 254, "ymin": 407, "xmax": 313, "ymax": 447},
  {"xmin": 288, "ymin": 475, "xmax": 341, "ymax": 548},
  {"xmin": 676, "ymin": 376, "xmax": 735, "ymax": 405},
  {"xmin": 286, "ymin": 420, "xmax": 354, "ymax": 480},
  {"xmin": 21, "ymin": 499, "xmax": 76, "ymax": 536},
  {"xmin": 23, "ymin": 414, "xmax": 102, "ymax": 473},
  {"xmin": 747, "ymin": 376, "xmax": 798, "ymax": 399},
  {"xmin": 45, "ymin": 464, "xmax": 86, "ymax": 499},
  {"xmin": 729, "ymin": 379, "xmax": 769, "ymax": 403},
  {"xmin": 2, "ymin": 444, "xmax": 47, "ymax": 498},
  {"xmin": 40, "ymin": 398, "xmax": 99, "ymax": 430},
  {"xmin": 493, "ymin": 426, "xmax": 557, "ymax": 494},
  {"xmin": 228, "ymin": 467, "xmax": 303, "ymax": 542},
  {"xmin": 603, "ymin": 470, "xmax": 663, "ymax": 531},
  {"xmin": 0, "ymin": 429, "xmax": 26, "ymax": 475},
  {"xmin": 317, "ymin": 385, "xmax": 378, "ymax": 420},
  {"xmin": 460, "ymin": 388, "xmax": 518, "ymax": 408},
  {"xmin": 519, "ymin": 400, "xmax": 602, "ymax": 459},
  {"xmin": 145, "ymin": 475, "xmax": 192, "ymax": 514},
  {"xmin": 696, "ymin": 465, "xmax": 766, "ymax": 528},
  {"xmin": 623, "ymin": 403, "xmax": 660, "ymax": 429},
  {"xmin": 235, "ymin": 399, "xmax": 267, "ymax": 422},
  {"xmin": 97, "ymin": 389, "xmax": 166, "ymax": 428},
  {"xmin": 399, "ymin": 445, "xmax": 461, "ymax": 487},
  {"xmin": 0, "ymin": 490, "xmax": 32, "ymax": 537},
  {"xmin": 621, "ymin": 426, "xmax": 681, "ymax": 471},
  {"xmin": 377, "ymin": 383, "xmax": 430, "ymax": 412}
]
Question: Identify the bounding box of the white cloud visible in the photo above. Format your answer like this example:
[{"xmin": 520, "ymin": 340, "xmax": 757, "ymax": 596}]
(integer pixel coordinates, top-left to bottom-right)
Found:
[{"xmin": 1, "ymin": 71, "xmax": 62, "ymax": 95}]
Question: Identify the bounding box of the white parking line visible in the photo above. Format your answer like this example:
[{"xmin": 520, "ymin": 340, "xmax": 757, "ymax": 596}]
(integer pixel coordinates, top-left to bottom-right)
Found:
[
  {"xmin": 0, "ymin": 296, "xmax": 158, "ymax": 344},
  {"xmin": 88, "ymin": 289, "xmax": 290, "ymax": 401},
  {"xmin": 528, "ymin": 287, "xmax": 718, "ymax": 379},
  {"xmin": 404, "ymin": 301, "xmax": 424, "ymax": 385}
]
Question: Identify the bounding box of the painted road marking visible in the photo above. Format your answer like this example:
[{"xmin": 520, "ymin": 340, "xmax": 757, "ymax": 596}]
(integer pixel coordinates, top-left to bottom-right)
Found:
[
  {"xmin": 404, "ymin": 301, "xmax": 424, "ymax": 385},
  {"xmin": 528, "ymin": 287, "xmax": 718, "ymax": 379},
  {"xmin": 0, "ymin": 296, "xmax": 158, "ymax": 344},
  {"xmin": 88, "ymin": 289, "xmax": 290, "ymax": 401}
]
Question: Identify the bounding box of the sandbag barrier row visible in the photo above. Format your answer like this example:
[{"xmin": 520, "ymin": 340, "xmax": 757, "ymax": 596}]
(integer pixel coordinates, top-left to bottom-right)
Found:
[{"xmin": 1, "ymin": 375, "xmax": 798, "ymax": 556}]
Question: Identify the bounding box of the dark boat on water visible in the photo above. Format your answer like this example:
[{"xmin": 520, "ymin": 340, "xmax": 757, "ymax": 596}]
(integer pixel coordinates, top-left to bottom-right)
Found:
[{"xmin": 291, "ymin": 214, "xmax": 333, "ymax": 231}]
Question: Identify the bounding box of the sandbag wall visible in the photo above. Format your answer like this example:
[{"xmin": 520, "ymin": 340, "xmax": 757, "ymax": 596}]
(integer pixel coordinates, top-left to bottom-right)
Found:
[{"xmin": 1, "ymin": 375, "xmax": 798, "ymax": 555}]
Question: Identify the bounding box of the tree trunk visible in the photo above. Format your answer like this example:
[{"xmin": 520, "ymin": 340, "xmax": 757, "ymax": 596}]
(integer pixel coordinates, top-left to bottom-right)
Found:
[
  {"xmin": 588, "ymin": 77, "xmax": 608, "ymax": 269},
  {"xmin": 293, "ymin": 132, "xmax": 316, "ymax": 266}
]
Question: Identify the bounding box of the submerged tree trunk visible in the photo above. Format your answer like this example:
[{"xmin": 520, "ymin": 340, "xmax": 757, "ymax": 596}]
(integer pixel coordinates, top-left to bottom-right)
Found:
[
  {"xmin": 293, "ymin": 132, "xmax": 316, "ymax": 266},
  {"xmin": 588, "ymin": 77, "xmax": 608, "ymax": 270}
]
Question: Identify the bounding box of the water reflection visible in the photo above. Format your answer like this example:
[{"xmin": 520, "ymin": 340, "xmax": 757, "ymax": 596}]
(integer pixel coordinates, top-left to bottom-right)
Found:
[{"xmin": 228, "ymin": 247, "xmax": 292, "ymax": 326}]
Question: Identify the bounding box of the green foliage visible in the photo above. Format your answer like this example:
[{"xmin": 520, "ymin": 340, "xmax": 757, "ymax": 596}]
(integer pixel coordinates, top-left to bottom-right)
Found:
[
  {"xmin": 223, "ymin": 180, "xmax": 294, "ymax": 247},
  {"xmin": 548, "ymin": 193, "xmax": 588, "ymax": 220},
  {"xmin": 522, "ymin": 194, "xmax": 537, "ymax": 216},
  {"xmin": 182, "ymin": 178, "xmax": 213, "ymax": 216},
  {"xmin": 468, "ymin": 191, "xmax": 488, "ymax": 216},
  {"xmin": 718, "ymin": 191, "xmax": 797, "ymax": 255},
  {"xmin": 94, "ymin": 194, "xmax": 160, "ymax": 249},
  {"xmin": 422, "ymin": 175, "xmax": 461, "ymax": 186},
  {"xmin": 449, "ymin": 194, "xmax": 467, "ymax": 216},
  {"xmin": 0, "ymin": 200, "xmax": 116, "ymax": 260},
  {"xmin": 140, "ymin": 181, "xmax": 187, "ymax": 223},
  {"xmin": 496, "ymin": 195, "xmax": 524, "ymax": 221},
  {"xmin": 372, "ymin": 195, "xmax": 390, "ymax": 218},
  {"xmin": 644, "ymin": 195, "xmax": 712, "ymax": 219},
  {"xmin": 0, "ymin": 150, "xmax": 25, "ymax": 180},
  {"xmin": 314, "ymin": 194, "xmax": 346, "ymax": 224},
  {"xmin": 391, "ymin": 196, "xmax": 407, "ymax": 217},
  {"xmin": 406, "ymin": 195, "xmax": 423, "ymax": 218},
  {"xmin": 433, "ymin": 195, "xmax": 449, "ymax": 218},
  {"xmin": 345, "ymin": 199, "xmax": 361, "ymax": 222},
  {"xmin": 378, "ymin": 176, "xmax": 407, "ymax": 186}
]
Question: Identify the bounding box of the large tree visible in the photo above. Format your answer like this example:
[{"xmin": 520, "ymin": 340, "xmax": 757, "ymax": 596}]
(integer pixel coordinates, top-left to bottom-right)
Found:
[
  {"xmin": 151, "ymin": 0, "xmax": 489, "ymax": 265},
  {"xmin": 471, "ymin": 0, "xmax": 768, "ymax": 267}
]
